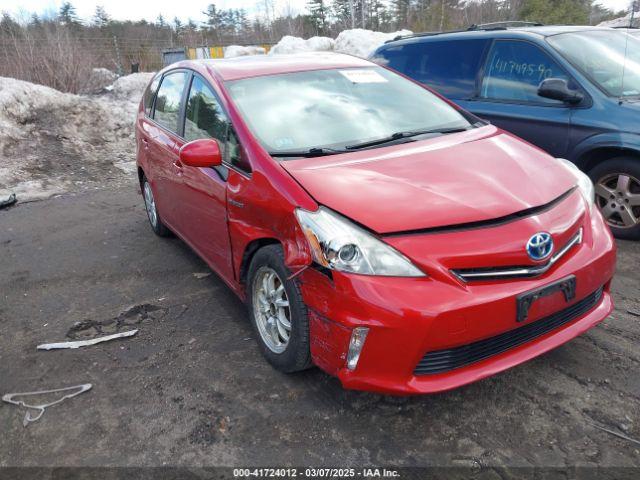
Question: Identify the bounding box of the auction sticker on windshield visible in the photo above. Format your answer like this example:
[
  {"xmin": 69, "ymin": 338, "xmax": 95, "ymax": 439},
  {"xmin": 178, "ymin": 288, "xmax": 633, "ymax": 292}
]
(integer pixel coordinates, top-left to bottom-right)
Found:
[{"xmin": 340, "ymin": 69, "xmax": 387, "ymax": 83}]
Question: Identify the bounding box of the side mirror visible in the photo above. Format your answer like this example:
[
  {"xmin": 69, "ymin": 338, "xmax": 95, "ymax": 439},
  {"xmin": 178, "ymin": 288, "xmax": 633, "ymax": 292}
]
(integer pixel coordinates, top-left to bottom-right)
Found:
[
  {"xmin": 179, "ymin": 139, "xmax": 222, "ymax": 168},
  {"xmin": 538, "ymin": 78, "xmax": 584, "ymax": 105}
]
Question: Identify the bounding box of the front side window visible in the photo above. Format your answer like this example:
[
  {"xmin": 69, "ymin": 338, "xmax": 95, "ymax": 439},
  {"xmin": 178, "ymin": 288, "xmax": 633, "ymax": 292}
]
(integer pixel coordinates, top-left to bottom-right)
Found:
[
  {"xmin": 547, "ymin": 30, "xmax": 640, "ymax": 98},
  {"xmin": 225, "ymin": 67, "xmax": 473, "ymax": 155},
  {"xmin": 153, "ymin": 71, "xmax": 188, "ymax": 133},
  {"xmin": 480, "ymin": 40, "xmax": 569, "ymax": 104},
  {"xmin": 376, "ymin": 39, "xmax": 489, "ymax": 99},
  {"xmin": 184, "ymin": 76, "xmax": 229, "ymax": 142}
]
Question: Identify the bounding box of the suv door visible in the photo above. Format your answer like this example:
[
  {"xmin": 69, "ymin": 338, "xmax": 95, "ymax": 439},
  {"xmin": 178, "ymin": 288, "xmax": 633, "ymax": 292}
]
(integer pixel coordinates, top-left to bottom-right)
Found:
[
  {"xmin": 174, "ymin": 74, "xmax": 237, "ymax": 280},
  {"xmin": 468, "ymin": 39, "xmax": 576, "ymax": 157},
  {"xmin": 145, "ymin": 70, "xmax": 189, "ymax": 229}
]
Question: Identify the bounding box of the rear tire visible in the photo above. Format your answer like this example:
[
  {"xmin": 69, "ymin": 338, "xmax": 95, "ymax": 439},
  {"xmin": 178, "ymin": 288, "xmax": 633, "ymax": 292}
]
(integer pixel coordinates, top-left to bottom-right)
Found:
[
  {"xmin": 588, "ymin": 157, "xmax": 640, "ymax": 240},
  {"xmin": 247, "ymin": 245, "xmax": 312, "ymax": 373},
  {"xmin": 142, "ymin": 176, "xmax": 171, "ymax": 237}
]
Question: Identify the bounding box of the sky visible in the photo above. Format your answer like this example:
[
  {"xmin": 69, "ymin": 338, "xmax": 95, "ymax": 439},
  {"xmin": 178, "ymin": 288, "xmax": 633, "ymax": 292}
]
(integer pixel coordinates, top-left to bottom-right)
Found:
[{"xmin": 0, "ymin": 0, "xmax": 634, "ymax": 24}]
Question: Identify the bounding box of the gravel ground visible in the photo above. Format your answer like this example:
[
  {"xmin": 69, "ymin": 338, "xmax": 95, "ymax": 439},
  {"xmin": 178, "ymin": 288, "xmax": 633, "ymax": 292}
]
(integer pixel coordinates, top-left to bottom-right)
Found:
[{"xmin": 0, "ymin": 184, "xmax": 639, "ymax": 475}]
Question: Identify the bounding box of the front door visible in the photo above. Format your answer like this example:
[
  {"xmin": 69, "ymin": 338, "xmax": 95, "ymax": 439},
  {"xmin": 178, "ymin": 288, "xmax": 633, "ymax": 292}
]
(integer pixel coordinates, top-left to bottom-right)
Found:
[
  {"xmin": 460, "ymin": 39, "xmax": 575, "ymax": 158},
  {"xmin": 173, "ymin": 74, "xmax": 234, "ymax": 280}
]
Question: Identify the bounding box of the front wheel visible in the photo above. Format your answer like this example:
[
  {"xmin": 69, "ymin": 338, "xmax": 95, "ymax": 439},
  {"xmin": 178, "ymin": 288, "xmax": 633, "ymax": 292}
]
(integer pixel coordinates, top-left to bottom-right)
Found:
[
  {"xmin": 589, "ymin": 157, "xmax": 640, "ymax": 240},
  {"xmin": 247, "ymin": 245, "xmax": 312, "ymax": 373}
]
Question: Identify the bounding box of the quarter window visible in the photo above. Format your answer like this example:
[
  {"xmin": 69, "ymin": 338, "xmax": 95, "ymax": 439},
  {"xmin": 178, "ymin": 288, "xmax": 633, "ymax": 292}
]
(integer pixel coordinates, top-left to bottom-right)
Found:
[
  {"xmin": 480, "ymin": 41, "xmax": 570, "ymax": 104},
  {"xmin": 153, "ymin": 71, "xmax": 188, "ymax": 133},
  {"xmin": 143, "ymin": 74, "xmax": 161, "ymax": 116}
]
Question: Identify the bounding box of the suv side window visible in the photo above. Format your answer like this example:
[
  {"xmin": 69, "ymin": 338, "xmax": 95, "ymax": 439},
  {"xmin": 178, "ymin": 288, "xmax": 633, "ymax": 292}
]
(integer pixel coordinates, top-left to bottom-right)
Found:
[
  {"xmin": 153, "ymin": 71, "xmax": 188, "ymax": 133},
  {"xmin": 375, "ymin": 39, "xmax": 489, "ymax": 99},
  {"xmin": 143, "ymin": 74, "xmax": 161, "ymax": 116},
  {"xmin": 480, "ymin": 40, "xmax": 569, "ymax": 104}
]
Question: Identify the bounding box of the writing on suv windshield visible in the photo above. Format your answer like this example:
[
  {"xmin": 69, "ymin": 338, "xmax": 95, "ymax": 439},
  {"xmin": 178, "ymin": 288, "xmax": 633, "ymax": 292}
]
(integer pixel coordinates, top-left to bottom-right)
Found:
[{"xmin": 226, "ymin": 67, "xmax": 474, "ymax": 157}]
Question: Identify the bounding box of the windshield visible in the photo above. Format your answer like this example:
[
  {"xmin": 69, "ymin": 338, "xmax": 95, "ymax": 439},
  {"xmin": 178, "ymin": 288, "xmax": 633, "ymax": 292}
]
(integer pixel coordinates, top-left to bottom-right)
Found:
[
  {"xmin": 547, "ymin": 30, "xmax": 640, "ymax": 97},
  {"xmin": 225, "ymin": 67, "xmax": 473, "ymax": 154}
]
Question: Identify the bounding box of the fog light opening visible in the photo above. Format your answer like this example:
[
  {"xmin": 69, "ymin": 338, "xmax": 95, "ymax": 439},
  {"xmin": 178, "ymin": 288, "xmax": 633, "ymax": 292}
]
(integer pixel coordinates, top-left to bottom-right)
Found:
[{"xmin": 346, "ymin": 327, "xmax": 369, "ymax": 371}]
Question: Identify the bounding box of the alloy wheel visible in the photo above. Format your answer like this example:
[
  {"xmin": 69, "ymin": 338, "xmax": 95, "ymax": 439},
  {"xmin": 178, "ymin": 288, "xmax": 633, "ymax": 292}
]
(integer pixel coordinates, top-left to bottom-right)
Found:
[
  {"xmin": 595, "ymin": 173, "xmax": 640, "ymax": 229},
  {"xmin": 252, "ymin": 267, "xmax": 291, "ymax": 354},
  {"xmin": 143, "ymin": 181, "xmax": 158, "ymax": 228}
]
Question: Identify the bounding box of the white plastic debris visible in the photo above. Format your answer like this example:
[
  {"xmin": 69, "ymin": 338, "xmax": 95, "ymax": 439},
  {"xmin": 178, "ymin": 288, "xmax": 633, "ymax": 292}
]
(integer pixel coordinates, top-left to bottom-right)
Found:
[
  {"xmin": 37, "ymin": 329, "xmax": 138, "ymax": 350},
  {"xmin": 2, "ymin": 383, "xmax": 92, "ymax": 427}
]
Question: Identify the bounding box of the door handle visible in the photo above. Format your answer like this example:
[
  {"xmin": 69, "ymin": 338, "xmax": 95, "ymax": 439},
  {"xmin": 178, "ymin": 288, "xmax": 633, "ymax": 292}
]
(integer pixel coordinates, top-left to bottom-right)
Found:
[{"xmin": 141, "ymin": 137, "xmax": 149, "ymax": 148}]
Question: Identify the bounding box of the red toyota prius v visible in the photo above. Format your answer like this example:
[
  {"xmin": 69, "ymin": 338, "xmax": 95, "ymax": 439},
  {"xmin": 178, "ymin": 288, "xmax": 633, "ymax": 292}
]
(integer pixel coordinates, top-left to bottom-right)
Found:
[{"xmin": 136, "ymin": 53, "xmax": 616, "ymax": 395}]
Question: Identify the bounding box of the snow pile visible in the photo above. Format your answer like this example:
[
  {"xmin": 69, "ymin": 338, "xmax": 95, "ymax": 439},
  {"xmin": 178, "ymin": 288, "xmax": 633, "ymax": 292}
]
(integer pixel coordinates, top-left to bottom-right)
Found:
[
  {"xmin": 0, "ymin": 73, "xmax": 152, "ymax": 201},
  {"xmin": 81, "ymin": 68, "xmax": 119, "ymax": 95},
  {"xmin": 224, "ymin": 45, "xmax": 266, "ymax": 58},
  {"xmin": 107, "ymin": 72, "xmax": 155, "ymax": 103},
  {"xmin": 334, "ymin": 29, "xmax": 412, "ymax": 58},
  {"xmin": 269, "ymin": 35, "xmax": 335, "ymax": 55},
  {"xmin": 268, "ymin": 29, "xmax": 410, "ymax": 58},
  {"xmin": 598, "ymin": 14, "xmax": 638, "ymax": 28}
]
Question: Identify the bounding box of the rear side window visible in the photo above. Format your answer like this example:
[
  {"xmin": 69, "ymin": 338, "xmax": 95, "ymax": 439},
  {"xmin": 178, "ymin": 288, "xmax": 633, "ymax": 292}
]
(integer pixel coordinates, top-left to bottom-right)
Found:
[
  {"xmin": 375, "ymin": 39, "xmax": 489, "ymax": 99},
  {"xmin": 143, "ymin": 75, "xmax": 161, "ymax": 116},
  {"xmin": 153, "ymin": 71, "xmax": 188, "ymax": 133},
  {"xmin": 480, "ymin": 40, "xmax": 569, "ymax": 104}
]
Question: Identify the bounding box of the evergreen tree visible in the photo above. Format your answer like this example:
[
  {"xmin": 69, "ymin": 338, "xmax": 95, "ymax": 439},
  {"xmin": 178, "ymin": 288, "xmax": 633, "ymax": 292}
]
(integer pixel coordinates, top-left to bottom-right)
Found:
[
  {"xmin": 308, "ymin": 0, "xmax": 329, "ymax": 34},
  {"xmin": 93, "ymin": 5, "xmax": 110, "ymax": 28},
  {"xmin": 58, "ymin": 2, "xmax": 80, "ymax": 26}
]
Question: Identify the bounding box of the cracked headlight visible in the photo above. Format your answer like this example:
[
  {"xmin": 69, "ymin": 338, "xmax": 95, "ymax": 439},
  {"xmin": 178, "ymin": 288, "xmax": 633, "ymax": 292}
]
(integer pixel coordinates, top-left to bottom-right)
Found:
[
  {"xmin": 295, "ymin": 206, "xmax": 425, "ymax": 277},
  {"xmin": 558, "ymin": 158, "xmax": 594, "ymax": 208}
]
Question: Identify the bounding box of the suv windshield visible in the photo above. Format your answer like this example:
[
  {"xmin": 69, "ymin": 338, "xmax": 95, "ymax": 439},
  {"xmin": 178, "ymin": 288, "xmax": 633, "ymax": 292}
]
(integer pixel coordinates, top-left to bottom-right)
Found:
[
  {"xmin": 225, "ymin": 67, "xmax": 473, "ymax": 155},
  {"xmin": 547, "ymin": 30, "xmax": 640, "ymax": 97}
]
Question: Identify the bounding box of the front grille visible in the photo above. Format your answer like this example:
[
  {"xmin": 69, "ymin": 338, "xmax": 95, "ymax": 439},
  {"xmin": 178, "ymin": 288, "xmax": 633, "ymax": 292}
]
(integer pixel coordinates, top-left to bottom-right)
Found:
[
  {"xmin": 451, "ymin": 228, "xmax": 583, "ymax": 282},
  {"xmin": 414, "ymin": 287, "xmax": 604, "ymax": 375}
]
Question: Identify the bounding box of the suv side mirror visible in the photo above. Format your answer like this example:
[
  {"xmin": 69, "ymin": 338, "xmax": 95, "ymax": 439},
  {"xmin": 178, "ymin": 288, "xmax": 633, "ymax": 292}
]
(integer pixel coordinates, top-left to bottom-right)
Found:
[
  {"xmin": 538, "ymin": 78, "xmax": 584, "ymax": 105},
  {"xmin": 179, "ymin": 139, "xmax": 222, "ymax": 168}
]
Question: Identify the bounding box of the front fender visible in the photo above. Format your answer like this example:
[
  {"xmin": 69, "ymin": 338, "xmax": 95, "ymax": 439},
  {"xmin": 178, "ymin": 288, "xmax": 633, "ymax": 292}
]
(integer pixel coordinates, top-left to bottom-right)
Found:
[{"xmin": 571, "ymin": 132, "xmax": 640, "ymax": 168}]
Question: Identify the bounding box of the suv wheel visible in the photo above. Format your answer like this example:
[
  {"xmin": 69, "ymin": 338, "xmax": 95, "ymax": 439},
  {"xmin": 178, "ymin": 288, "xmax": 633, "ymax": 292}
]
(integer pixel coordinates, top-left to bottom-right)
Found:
[
  {"xmin": 247, "ymin": 245, "xmax": 312, "ymax": 373},
  {"xmin": 589, "ymin": 157, "xmax": 640, "ymax": 240}
]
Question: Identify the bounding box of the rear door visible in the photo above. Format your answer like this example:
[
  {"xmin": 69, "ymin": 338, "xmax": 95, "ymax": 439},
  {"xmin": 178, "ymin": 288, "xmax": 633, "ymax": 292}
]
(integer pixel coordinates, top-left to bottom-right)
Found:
[
  {"xmin": 467, "ymin": 39, "xmax": 574, "ymax": 157},
  {"xmin": 146, "ymin": 70, "xmax": 189, "ymax": 229}
]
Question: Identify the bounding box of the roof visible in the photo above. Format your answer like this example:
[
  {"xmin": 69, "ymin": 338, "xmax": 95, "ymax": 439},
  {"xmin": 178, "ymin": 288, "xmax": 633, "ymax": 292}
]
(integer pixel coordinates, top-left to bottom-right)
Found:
[
  {"xmin": 383, "ymin": 25, "xmax": 619, "ymax": 48},
  {"xmin": 181, "ymin": 53, "xmax": 374, "ymax": 82}
]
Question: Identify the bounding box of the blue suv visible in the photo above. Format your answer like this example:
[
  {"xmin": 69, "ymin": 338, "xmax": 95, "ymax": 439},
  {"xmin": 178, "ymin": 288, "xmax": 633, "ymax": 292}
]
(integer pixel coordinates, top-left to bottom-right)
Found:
[{"xmin": 372, "ymin": 24, "xmax": 640, "ymax": 239}]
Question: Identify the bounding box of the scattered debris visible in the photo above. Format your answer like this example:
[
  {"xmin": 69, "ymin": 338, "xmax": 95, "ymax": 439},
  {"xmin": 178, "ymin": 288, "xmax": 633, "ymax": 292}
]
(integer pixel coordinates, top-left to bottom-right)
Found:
[
  {"xmin": 37, "ymin": 329, "xmax": 138, "ymax": 350},
  {"xmin": 0, "ymin": 191, "xmax": 17, "ymax": 209},
  {"xmin": 193, "ymin": 272, "xmax": 211, "ymax": 279},
  {"xmin": 627, "ymin": 309, "xmax": 640, "ymax": 318},
  {"xmin": 2, "ymin": 383, "xmax": 92, "ymax": 427},
  {"xmin": 586, "ymin": 420, "xmax": 640, "ymax": 447}
]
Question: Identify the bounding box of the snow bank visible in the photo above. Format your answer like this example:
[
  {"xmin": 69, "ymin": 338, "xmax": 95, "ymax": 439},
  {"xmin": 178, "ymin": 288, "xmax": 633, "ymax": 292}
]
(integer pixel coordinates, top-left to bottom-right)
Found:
[
  {"xmin": 0, "ymin": 73, "xmax": 152, "ymax": 201},
  {"xmin": 224, "ymin": 45, "xmax": 266, "ymax": 58},
  {"xmin": 334, "ymin": 29, "xmax": 412, "ymax": 58},
  {"xmin": 107, "ymin": 72, "xmax": 155, "ymax": 103},
  {"xmin": 81, "ymin": 68, "xmax": 119, "ymax": 94},
  {"xmin": 268, "ymin": 30, "xmax": 410, "ymax": 58},
  {"xmin": 269, "ymin": 35, "xmax": 335, "ymax": 55},
  {"xmin": 598, "ymin": 14, "xmax": 638, "ymax": 28}
]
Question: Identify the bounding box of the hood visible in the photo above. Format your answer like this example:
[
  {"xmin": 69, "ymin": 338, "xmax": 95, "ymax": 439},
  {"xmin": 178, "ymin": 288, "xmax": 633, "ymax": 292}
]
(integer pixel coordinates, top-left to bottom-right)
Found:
[{"xmin": 282, "ymin": 126, "xmax": 577, "ymax": 234}]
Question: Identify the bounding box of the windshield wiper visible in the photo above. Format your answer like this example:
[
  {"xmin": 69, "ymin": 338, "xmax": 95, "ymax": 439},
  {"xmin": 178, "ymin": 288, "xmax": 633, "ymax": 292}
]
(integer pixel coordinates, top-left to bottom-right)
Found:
[
  {"xmin": 344, "ymin": 126, "xmax": 472, "ymax": 151},
  {"xmin": 268, "ymin": 147, "xmax": 348, "ymax": 158}
]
